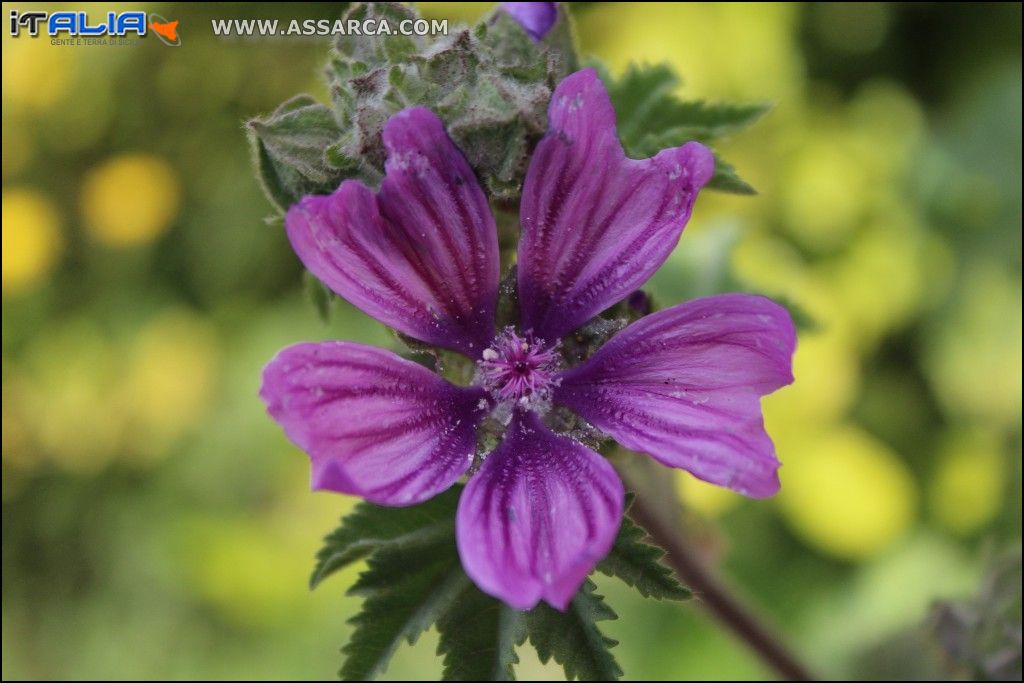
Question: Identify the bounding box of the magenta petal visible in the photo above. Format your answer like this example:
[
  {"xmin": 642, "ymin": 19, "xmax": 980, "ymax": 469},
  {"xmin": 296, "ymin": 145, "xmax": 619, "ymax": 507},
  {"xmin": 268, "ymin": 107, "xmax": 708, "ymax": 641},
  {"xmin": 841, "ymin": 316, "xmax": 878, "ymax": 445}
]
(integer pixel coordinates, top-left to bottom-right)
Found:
[
  {"xmin": 555, "ymin": 294, "xmax": 796, "ymax": 498},
  {"xmin": 456, "ymin": 411, "xmax": 624, "ymax": 610},
  {"xmin": 260, "ymin": 341, "xmax": 487, "ymax": 506},
  {"xmin": 286, "ymin": 108, "xmax": 499, "ymax": 357},
  {"xmin": 517, "ymin": 69, "xmax": 715, "ymax": 341}
]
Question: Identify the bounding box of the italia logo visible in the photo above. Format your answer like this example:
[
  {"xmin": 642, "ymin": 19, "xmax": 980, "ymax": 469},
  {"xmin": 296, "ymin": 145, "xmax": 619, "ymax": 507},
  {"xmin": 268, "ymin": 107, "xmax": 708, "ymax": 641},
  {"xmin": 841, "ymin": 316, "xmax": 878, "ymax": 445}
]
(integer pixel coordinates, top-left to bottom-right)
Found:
[{"xmin": 8, "ymin": 10, "xmax": 181, "ymax": 45}]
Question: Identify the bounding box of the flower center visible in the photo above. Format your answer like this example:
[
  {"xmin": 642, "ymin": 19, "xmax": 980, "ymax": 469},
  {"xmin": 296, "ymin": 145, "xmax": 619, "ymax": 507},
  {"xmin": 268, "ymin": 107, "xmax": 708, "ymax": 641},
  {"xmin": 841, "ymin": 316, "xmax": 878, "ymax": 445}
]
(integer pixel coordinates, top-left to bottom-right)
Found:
[{"xmin": 477, "ymin": 328, "xmax": 561, "ymax": 408}]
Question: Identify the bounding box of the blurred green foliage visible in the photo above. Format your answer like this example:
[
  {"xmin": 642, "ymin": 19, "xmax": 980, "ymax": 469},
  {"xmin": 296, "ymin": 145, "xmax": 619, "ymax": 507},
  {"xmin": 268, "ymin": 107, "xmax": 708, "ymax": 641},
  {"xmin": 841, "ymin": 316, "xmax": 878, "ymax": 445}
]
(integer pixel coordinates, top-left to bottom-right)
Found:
[{"xmin": 2, "ymin": 2, "xmax": 1021, "ymax": 680}]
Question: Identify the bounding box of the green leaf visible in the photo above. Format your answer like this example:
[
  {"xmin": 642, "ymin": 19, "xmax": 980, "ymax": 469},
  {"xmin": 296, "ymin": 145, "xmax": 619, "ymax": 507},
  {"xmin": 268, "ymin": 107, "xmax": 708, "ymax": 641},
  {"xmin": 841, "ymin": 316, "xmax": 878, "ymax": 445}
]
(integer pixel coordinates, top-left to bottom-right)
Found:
[
  {"xmin": 313, "ymin": 485, "xmax": 687, "ymax": 681},
  {"xmin": 597, "ymin": 499, "xmax": 690, "ymax": 601},
  {"xmin": 310, "ymin": 487, "xmax": 459, "ymax": 589},
  {"xmin": 304, "ymin": 271, "xmax": 334, "ymax": 322},
  {"xmin": 662, "ymin": 100, "xmax": 770, "ymax": 138},
  {"xmin": 526, "ymin": 580, "xmax": 623, "ymax": 681},
  {"xmin": 341, "ymin": 540, "xmax": 467, "ymax": 680},
  {"xmin": 707, "ymin": 156, "xmax": 758, "ymax": 195},
  {"xmin": 603, "ymin": 62, "xmax": 680, "ymax": 144},
  {"xmin": 252, "ymin": 135, "xmax": 298, "ymax": 212},
  {"xmin": 602, "ymin": 62, "xmax": 767, "ymax": 195},
  {"xmin": 438, "ymin": 580, "xmax": 526, "ymax": 681},
  {"xmin": 248, "ymin": 95, "xmax": 344, "ymax": 212},
  {"xmin": 608, "ymin": 63, "xmax": 768, "ymax": 145}
]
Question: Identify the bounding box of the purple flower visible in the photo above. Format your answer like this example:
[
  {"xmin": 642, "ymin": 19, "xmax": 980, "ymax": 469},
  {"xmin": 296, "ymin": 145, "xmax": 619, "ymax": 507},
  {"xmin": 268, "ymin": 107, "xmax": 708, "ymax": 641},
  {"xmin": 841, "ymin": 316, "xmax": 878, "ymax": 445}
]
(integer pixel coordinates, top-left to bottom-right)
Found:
[
  {"xmin": 261, "ymin": 69, "xmax": 796, "ymax": 610},
  {"xmin": 501, "ymin": 2, "xmax": 558, "ymax": 41}
]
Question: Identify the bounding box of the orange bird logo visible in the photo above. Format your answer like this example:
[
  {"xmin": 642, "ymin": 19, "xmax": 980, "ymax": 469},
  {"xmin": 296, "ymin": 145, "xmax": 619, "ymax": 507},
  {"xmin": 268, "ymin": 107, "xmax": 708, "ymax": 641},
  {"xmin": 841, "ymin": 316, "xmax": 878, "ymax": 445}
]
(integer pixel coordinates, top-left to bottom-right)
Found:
[{"xmin": 149, "ymin": 18, "xmax": 180, "ymax": 45}]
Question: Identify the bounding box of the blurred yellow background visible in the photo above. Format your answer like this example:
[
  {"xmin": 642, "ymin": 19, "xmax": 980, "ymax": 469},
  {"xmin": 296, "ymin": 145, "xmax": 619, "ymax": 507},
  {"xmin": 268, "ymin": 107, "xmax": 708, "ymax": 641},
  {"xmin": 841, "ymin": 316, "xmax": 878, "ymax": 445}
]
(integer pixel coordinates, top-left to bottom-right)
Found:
[{"xmin": 3, "ymin": 2, "xmax": 1021, "ymax": 679}]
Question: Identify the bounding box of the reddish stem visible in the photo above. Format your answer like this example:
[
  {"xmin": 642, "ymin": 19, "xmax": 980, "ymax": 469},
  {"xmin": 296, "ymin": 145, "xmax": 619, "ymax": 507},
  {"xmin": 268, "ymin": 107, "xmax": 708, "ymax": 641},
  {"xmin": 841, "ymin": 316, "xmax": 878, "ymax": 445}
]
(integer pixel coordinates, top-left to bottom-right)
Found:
[{"xmin": 619, "ymin": 457, "xmax": 815, "ymax": 681}]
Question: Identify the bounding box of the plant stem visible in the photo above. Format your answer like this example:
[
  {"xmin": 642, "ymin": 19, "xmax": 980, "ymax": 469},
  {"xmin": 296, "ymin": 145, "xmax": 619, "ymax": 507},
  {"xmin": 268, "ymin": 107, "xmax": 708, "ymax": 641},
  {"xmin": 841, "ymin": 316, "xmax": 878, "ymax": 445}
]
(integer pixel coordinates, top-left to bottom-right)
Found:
[{"xmin": 619, "ymin": 458, "xmax": 815, "ymax": 681}]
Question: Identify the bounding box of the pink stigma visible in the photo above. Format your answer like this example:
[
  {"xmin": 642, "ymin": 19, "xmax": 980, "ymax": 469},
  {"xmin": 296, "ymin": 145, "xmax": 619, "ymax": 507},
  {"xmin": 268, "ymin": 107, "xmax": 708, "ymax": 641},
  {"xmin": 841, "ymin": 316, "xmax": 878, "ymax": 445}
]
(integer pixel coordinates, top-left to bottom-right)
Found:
[{"xmin": 478, "ymin": 328, "xmax": 561, "ymax": 406}]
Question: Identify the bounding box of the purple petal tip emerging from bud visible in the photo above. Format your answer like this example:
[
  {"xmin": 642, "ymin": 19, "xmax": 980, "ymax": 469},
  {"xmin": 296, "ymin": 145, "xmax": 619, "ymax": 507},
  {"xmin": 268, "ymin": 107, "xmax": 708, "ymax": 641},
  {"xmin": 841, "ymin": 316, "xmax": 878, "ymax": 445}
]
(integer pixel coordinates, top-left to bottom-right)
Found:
[{"xmin": 501, "ymin": 2, "xmax": 558, "ymax": 41}]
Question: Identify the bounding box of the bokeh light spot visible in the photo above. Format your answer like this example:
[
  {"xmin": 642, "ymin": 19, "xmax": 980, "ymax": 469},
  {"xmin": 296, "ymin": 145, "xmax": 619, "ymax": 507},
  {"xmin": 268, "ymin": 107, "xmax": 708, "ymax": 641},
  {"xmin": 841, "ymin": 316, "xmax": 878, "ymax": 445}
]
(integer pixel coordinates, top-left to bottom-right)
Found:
[
  {"xmin": 779, "ymin": 427, "xmax": 917, "ymax": 560},
  {"xmin": 676, "ymin": 470, "xmax": 741, "ymax": 518},
  {"xmin": 81, "ymin": 154, "xmax": 181, "ymax": 247},
  {"xmin": 929, "ymin": 428, "xmax": 1007, "ymax": 536},
  {"xmin": 1, "ymin": 39, "xmax": 73, "ymax": 111},
  {"xmin": 2, "ymin": 187, "xmax": 63, "ymax": 294},
  {"xmin": 122, "ymin": 309, "xmax": 221, "ymax": 463}
]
